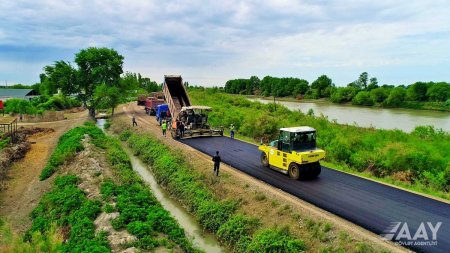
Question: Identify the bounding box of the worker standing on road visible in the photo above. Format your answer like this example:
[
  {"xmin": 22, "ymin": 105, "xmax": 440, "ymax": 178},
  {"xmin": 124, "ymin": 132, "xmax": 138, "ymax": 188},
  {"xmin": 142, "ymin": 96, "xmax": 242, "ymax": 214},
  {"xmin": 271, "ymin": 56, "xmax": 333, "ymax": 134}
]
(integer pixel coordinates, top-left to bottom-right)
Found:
[
  {"xmin": 162, "ymin": 121, "xmax": 167, "ymax": 137},
  {"xmin": 230, "ymin": 124, "xmax": 235, "ymax": 139},
  {"xmin": 132, "ymin": 114, "xmax": 138, "ymax": 127},
  {"xmin": 212, "ymin": 151, "xmax": 221, "ymax": 176}
]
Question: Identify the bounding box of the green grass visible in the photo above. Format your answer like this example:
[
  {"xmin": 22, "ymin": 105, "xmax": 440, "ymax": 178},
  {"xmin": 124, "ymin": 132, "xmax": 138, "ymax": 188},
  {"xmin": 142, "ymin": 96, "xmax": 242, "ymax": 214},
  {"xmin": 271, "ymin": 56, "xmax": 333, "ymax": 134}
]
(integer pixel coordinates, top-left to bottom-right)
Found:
[
  {"xmin": 27, "ymin": 175, "xmax": 110, "ymax": 253},
  {"xmin": 188, "ymin": 89, "xmax": 450, "ymax": 198},
  {"xmin": 39, "ymin": 122, "xmax": 105, "ymax": 180}
]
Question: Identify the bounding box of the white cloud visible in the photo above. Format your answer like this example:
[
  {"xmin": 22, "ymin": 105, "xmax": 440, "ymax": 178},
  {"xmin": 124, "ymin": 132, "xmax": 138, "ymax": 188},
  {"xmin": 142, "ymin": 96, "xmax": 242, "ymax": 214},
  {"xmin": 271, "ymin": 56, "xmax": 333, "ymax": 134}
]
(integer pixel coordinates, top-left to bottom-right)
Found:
[{"xmin": 0, "ymin": 0, "xmax": 449, "ymax": 85}]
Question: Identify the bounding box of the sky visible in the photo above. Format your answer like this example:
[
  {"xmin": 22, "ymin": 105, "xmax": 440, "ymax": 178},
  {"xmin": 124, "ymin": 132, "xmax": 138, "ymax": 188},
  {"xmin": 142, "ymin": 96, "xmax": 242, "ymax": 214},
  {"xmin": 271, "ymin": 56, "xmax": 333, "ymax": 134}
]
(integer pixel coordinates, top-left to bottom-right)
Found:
[{"xmin": 0, "ymin": 0, "xmax": 449, "ymax": 87}]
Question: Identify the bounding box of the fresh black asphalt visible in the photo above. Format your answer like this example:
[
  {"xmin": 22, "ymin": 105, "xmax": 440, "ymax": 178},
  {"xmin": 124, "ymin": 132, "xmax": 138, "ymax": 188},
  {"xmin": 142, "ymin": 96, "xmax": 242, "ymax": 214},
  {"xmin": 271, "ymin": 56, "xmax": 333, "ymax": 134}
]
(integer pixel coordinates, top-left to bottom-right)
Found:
[{"xmin": 180, "ymin": 136, "xmax": 450, "ymax": 253}]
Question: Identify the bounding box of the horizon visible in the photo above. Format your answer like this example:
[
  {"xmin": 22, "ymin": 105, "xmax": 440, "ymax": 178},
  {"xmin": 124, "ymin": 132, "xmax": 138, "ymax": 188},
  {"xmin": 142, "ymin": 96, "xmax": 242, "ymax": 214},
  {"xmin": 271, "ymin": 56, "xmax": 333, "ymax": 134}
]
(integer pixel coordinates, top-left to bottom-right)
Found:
[{"xmin": 1, "ymin": 1, "xmax": 450, "ymax": 87}]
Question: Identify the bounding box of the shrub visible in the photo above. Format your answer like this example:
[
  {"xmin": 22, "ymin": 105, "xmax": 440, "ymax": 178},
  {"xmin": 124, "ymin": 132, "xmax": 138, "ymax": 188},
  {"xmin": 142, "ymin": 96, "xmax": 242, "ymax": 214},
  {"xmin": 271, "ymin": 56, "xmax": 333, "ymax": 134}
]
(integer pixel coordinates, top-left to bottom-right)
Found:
[
  {"xmin": 27, "ymin": 175, "xmax": 108, "ymax": 252},
  {"xmin": 197, "ymin": 200, "xmax": 237, "ymax": 232},
  {"xmin": 246, "ymin": 227, "xmax": 306, "ymax": 253},
  {"xmin": 217, "ymin": 214, "xmax": 260, "ymax": 246}
]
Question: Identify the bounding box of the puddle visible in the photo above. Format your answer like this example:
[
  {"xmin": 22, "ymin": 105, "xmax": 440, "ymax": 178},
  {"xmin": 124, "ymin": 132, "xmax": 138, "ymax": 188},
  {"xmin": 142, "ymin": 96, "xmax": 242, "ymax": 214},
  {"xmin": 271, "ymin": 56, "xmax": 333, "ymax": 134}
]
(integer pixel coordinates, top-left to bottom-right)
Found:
[{"xmin": 96, "ymin": 119, "xmax": 224, "ymax": 253}]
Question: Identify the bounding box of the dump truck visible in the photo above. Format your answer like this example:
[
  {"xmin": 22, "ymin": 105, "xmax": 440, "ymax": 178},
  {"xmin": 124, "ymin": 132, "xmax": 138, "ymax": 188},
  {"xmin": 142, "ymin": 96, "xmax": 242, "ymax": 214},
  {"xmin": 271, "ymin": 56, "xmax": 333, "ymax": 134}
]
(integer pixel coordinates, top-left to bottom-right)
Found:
[
  {"xmin": 162, "ymin": 75, "xmax": 223, "ymax": 138},
  {"xmin": 145, "ymin": 97, "xmax": 165, "ymax": 115},
  {"xmin": 258, "ymin": 127, "xmax": 325, "ymax": 179},
  {"xmin": 156, "ymin": 104, "xmax": 171, "ymax": 125},
  {"xmin": 137, "ymin": 94, "xmax": 147, "ymax": 106}
]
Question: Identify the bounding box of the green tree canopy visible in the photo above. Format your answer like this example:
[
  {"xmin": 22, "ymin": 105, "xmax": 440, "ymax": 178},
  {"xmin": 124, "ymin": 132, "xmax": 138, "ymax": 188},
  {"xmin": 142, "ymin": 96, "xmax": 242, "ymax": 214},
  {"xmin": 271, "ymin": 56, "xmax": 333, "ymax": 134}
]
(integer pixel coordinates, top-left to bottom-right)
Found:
[
  {"xmin": 426, "ymin": 82, "xmax": 450, "ymax": 102},
  {"xmin": 385, "ymin": 87, "xmax": 406, "ymax": 107},
  {"xmin": 311, "ymin": 75, "xmax": 333, "ymax": 98},
  {"xmin": 75, "ymin": 47, "xmax": 124, "ymax": 117},
  {"xmin": 406, "ymin": 82, "xmax": 428, "ymax": 101}
]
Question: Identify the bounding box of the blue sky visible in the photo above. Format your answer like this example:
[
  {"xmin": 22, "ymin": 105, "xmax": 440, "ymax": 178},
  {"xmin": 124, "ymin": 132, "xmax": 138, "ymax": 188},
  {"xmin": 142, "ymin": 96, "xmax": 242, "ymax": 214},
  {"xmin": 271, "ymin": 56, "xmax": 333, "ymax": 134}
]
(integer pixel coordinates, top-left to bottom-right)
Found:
[{"xmin": 1, "ymin": 0, "xmax": 449, "ymax": 87}]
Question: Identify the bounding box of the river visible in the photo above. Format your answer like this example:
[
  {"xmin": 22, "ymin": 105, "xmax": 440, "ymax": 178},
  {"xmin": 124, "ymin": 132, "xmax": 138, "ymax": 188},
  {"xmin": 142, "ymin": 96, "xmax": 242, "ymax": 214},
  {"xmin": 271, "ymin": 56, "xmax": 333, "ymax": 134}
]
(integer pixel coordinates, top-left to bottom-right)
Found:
[{"xmin": 249, "ymin": 98, "xmax": 450, "ymax": 132}]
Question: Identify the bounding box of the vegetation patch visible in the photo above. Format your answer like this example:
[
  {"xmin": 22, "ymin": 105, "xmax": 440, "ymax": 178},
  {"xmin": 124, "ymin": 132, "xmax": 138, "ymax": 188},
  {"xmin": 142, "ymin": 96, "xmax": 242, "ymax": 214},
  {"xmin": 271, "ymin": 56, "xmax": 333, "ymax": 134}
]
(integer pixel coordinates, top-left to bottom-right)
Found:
[
  {"xmin": 26, "ymin": 175, "xmax": 110, "ymax": 252},
  {"xmin": 39, "ymin": 122, "xmax": 104, "ymax": 180}
]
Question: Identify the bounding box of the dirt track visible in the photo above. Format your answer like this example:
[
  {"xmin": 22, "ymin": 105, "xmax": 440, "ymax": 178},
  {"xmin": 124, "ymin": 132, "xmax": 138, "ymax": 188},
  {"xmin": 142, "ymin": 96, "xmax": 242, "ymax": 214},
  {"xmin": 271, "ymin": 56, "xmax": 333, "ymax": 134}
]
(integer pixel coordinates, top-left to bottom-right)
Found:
[
  {"xmin": 118, "ymin": 103, "xmax": 406, "ymax": 253},
  {"xmin": 0, "ymin": 110, "xmax": 88, "ymax": 233}
]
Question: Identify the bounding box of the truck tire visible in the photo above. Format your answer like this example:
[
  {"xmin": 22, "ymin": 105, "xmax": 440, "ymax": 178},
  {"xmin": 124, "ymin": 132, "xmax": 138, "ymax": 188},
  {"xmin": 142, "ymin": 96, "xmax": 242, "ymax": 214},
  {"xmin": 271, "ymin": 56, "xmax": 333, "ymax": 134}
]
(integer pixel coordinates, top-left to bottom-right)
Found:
[
  {"xmin": 260, "ymin": 152, "xmax": 269, "ymax": 167},
  {"xmin": 288, "ymin": 163, "xmax": 300, "ymax": 180}
]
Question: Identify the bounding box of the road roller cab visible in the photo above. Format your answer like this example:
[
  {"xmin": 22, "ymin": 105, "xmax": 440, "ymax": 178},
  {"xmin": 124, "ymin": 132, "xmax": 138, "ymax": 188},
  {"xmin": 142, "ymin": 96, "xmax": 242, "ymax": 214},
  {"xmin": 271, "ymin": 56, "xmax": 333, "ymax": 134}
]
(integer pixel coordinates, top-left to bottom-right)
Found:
[{"xmin": 258, "ymin": 126, "xmax": 325, "ymax": 180}]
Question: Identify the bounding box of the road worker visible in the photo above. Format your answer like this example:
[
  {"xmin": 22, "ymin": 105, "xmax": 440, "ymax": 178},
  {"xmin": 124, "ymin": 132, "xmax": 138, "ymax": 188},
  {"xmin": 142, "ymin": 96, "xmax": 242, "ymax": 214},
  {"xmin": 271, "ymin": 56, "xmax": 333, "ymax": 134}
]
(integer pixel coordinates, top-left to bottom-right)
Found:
[
  {"xmin": 212, "ymin": 151, "xmax": 221, "ymax": 176},
  {"xmin": 162, "ymin": 121, "xmax": 167, "ymax": 137},
  {"xmin": 132, "ymin": 114, "xmax": 138, "ymax": 127},
  {"xmin": 230, "ymin": 124, "xmax": 235, "ymax": 139}
]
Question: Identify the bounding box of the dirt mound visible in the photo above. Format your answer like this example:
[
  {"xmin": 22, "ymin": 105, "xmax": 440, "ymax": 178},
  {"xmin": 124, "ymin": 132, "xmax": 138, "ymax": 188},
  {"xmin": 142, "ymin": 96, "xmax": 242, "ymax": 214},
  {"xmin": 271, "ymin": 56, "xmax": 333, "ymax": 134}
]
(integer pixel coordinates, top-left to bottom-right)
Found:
[
  {"xmin": 17, "ymin": 126, "xmax": 55, "ymax": 137},
  {"xmin": 0, "ymin": 141, "xmax": 30, "ymax": 189},
  {"xmin": 0, "ymin": 127, "xmax": 54, "ymax": 189}
]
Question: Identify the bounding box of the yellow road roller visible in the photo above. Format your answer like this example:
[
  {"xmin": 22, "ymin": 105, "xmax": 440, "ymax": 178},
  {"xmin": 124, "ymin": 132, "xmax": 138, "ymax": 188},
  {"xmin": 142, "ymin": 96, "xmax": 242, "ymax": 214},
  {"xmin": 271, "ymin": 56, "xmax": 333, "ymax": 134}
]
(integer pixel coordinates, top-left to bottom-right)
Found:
[{"xmin": 258, "ymin": 126, "xmax": 325, "ymax": 179}]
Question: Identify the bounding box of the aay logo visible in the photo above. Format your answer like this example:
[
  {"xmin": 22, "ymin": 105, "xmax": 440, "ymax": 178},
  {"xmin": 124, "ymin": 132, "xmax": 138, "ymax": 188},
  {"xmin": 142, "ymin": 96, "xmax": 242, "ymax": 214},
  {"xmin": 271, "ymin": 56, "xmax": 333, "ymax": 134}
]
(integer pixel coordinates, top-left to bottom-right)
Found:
[{"xmin": 381, "ymin": 222, "xmax": 441, "ymax": 246}]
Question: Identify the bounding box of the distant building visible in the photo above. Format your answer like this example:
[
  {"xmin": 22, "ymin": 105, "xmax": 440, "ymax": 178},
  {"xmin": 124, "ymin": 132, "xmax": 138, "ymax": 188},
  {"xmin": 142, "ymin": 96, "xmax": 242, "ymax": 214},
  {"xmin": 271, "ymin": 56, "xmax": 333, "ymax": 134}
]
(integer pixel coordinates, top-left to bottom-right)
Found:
[{"xmin": 0, "ymin": 89, "xmax": 40, "ymax": 101}]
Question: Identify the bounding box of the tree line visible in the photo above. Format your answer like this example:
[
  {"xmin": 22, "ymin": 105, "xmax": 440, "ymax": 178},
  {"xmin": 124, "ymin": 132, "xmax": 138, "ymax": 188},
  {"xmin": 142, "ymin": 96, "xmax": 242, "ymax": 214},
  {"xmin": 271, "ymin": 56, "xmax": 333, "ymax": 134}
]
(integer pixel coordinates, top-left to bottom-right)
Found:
[
  {"xmin": 3, "ymin": 47, "xmax": 160, "ymax": 117},
  {"xmin": 224, "ymin": 73, "xmax": 450, "ymax": 110}
]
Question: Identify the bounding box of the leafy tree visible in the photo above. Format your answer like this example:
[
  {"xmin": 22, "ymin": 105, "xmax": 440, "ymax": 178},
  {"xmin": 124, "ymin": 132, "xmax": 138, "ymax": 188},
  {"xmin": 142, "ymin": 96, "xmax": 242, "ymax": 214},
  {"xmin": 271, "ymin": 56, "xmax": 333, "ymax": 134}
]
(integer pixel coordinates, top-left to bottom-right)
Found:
[
  {"xmin": 367, "ymin": 77, "xmax": 379, "ymax": 91},
  {"xmin": 4, "ymin": 99, "xmax": 36, "ymax": 117},
  {"xmin": 75, "ymin": 47, "xmax": 124, "ymax": 117},
  {"xmin": 352, "ymin": 91, "xmax": 374, "ymax": 106},
  {"xmin": 330, "ymin": 87, "xmax": 359, "ymax": 103},
  {"xmin": 93, "ymin": 84, "xmax": 122, "ymax": 116},
  {"xmin": 426, "ymin": 82, "xmax": 450, "ymax": 102},
  {"xmin": 406, "ymin": 82, "xmax": 428, "ymax": 101},
  {"xmin": 330, "ymin": 88, "xmax": 346, "ymax": 103},
  {"xmin": 43, "ymin": 61, "xmax": 78, "ymax": 96},
  {"xmin": 311, "ymin": 75, "xmax": 332, "ymax": 97},
  {"xmin": 357, "ymin": 72, "xmax": 368, "ymax": 89},
  {"xmin": 370, "ymin": 87, "xmax": 388, "ymax": 103},
  {"xmin": 292, "ymin": 79, "xmax": 309, "ymax": 97},
  {"xmin": 385, "ymin": 87, "xmax": 406, "ymax": 107}
]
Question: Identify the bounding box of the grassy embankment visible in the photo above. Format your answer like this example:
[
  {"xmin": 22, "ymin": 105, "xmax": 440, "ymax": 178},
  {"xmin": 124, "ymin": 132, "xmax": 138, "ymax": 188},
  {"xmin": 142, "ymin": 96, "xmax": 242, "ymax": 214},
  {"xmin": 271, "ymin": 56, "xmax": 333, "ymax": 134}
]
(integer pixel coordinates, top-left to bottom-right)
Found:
[
  {"xmin": 110, "ymin": 117, "xmax": 390, "ymax": 253},
  {"xmin": 189, "ymin": 89, "xmax": 450, "ymax": 200},
  {"xmin": 1, "ymin": 122, "xmax": 199, "ymax": 252}
]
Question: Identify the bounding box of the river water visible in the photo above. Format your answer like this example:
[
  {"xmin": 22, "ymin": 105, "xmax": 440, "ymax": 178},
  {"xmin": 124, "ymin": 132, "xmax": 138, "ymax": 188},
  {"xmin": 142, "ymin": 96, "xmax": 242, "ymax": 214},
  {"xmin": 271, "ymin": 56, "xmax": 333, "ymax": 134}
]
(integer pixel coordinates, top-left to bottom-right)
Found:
[
  {"xmin": 96, "ymin": 119, "xmax": 224, "ymax": 253},
  {"xmin": 249, "ymin": 98, "xmax": 450, "ymax": 132}
]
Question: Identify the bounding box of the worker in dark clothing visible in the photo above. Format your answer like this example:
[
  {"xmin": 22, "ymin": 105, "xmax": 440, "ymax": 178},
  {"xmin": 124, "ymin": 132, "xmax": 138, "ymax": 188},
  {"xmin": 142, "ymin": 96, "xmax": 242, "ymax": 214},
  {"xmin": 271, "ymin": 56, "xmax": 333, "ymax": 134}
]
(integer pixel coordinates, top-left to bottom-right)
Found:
[
  {"xmin": 132, "ymin": 114, "xmax": 138, "ymax": 127},
  {"xmin": 179, "ymin": 121, "xmax": 185, "ymax": 138},
  {"xmin": 212, "ymin": 151, "xmax": 221, "ymax": 176}
]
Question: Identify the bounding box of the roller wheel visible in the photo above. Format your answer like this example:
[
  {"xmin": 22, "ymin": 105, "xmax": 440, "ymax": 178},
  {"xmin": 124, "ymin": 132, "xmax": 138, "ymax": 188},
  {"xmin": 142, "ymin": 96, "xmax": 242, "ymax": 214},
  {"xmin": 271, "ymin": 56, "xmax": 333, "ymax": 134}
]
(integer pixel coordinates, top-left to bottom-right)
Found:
[
  {"xmin": 311, "ymin": 162, "xmax": 321, "ymax": 178},
  {"xmin": 288, "ymin": 163, "xmax": 300, "ymax": 180},
  {"xmin": 260, "ymin": 152, "xmax": 269, "ymax": 167}
]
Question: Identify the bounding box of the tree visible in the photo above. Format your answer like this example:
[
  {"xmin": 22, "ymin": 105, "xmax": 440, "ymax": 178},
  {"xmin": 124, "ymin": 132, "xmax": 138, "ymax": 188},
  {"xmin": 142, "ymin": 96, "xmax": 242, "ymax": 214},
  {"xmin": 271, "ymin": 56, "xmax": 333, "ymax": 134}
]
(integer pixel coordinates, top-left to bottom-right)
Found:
[
  {"xmin": 4, "ymin": 99, "xmax": 36, "ymax": 118},
  {"xmin": 370, "ymin": 87, "xmax": 388, "ymax": 103},
  {"xmin": 93, "ymin": 84, "xmax": 122, "ymax": 116},
  {"xmin": 292, "ymin": 79, "xmax": 309, "ymax": 96},
  {"xmin": 427, "ymin": 82, "xmax": 450, "ymax": 101},
  {"xmin": 357, "ymin": 72, "xmax": 368, "ymax": 90},
  {"xmin": 385, "ymin": 87, "xmax": 406, "ymax": 107},
  {"xmin": 406, "ymin": 82, "xmax": 428, "ymax": 101},
  {"xmin": 311, "ymin": 75, "xmax": 332, "ymax": 97},
  {"xmin": 43, "ymin": 61, "xmax": 79, "ymax": 96},
  {"xmin": 352, "ymin": 91, "xmax": 374, "ymax": 106},
  {"xmin": 367, "ymin": 77, "xmax": 379, "ymax": 91},
  {"xmin": 75, "ymin": 47, "xmax": 124, "ymax": 117}
]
